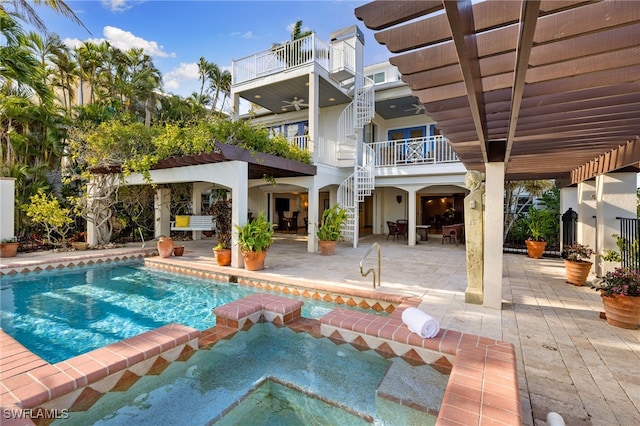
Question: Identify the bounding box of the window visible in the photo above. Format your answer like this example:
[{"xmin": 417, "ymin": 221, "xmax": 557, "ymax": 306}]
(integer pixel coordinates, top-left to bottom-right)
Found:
[
  {"xmin": 366, "ymin": 71, "xmax": 385, "ymax": 84},
  {"xmin": 388, "ymin": 126, "xmax": 428, "ymax": 163}
]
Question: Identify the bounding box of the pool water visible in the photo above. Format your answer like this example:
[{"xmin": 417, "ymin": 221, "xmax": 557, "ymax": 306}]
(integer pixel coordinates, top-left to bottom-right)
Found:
[
  {"xmin": 0, "ymin": 262, "xmax": 383, "ymax": 364},
  {"xmin": 55, "ymin": 323, "xmax": 441, "ymax": 425}
]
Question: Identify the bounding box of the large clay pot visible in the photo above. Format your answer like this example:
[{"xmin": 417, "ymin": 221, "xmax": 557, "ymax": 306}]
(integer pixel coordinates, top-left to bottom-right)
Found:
[
  {"xmin": 242, "ymin": 250, "xmax": 266, "ymax": 271},
  {"xmin": 213, "ymin": 248, "xmax": 231, "ymax": 266},
  {"xmin": 71, "ymin": 242, "xmax": 89, "ymax": 251},
  {"xmin": 563, "ymin": 259, "xmax": 592, "ymax": 286},
  {"xmin": 0, "ymin": 242, "xmax": 18, "ymax": 258},
  {"xmin": 173, "ymin": 245, "xmax": 185, "ymax": 256},
  {"xmin": 157, "ymin": 236, "xmax": 174, "ymax": 258},
  {"xmin": 601, "ymin": 293, "xmax": 640, "ymax": 329},
  {"xmin": 318, "ymin": 240, "xmax": 337, "ymax": 256},
  {"xmin": 525, "ymin": 240, "xmax": 546, "ymax": 259}
]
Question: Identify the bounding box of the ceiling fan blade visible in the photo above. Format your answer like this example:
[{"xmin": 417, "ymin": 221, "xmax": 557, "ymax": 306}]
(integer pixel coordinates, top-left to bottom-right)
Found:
[{"xmin": 294, "ymin": 103, "xmax": 301, "ymax": 111}]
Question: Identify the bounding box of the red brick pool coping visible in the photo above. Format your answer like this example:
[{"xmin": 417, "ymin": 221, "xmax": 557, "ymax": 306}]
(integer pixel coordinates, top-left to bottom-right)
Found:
[{"xmin": 0, "ymin": 254, "xmax": 521, "ymax": 425}]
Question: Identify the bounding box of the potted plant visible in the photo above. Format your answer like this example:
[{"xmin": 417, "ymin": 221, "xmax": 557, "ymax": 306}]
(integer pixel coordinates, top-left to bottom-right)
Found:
[
  {"xmin": 316, "ymin": 204, "xmax": 348, "ymax": 256},
  {"xmin": 235, "ymin": 212, "xmax": 274, "ymax": 271},
  {"xmin": 523, "ymin": 207, "xmax": 553, "ymax": 259},
  {"xmin": 68, "ymin": 232, "xmax": 89, "ymax": 251},
  {"xmin": 157, "ymin": 235, "xmax": 174, "ymax": 258},
  {"xmin": 592, "ymin": 267, "xmax": 640, "ymax": 329},
  {"xmin": 1, "ymin": 237, "xmax": 19, "ymax": 258},
  {"xmin": 211, "ymin": 199, "xmax": 232, "ymax": 266},
  {"xmin": 562, "ymin": 243, "xmax": 594, "ymax": 286}
]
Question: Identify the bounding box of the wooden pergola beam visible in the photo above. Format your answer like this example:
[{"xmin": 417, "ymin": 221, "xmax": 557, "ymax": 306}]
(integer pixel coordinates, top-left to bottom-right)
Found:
[
  {"xmin": 443, "ymin": 0, "xmax": 489, "ymax": 163},
  {"xmin": 570, "ymin": 138, "xmax": 640, "ymax": 184}
]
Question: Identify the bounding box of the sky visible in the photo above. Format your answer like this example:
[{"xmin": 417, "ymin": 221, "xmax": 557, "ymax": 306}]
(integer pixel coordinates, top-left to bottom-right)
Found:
[{"xmin": 36, "ymin": 0, "xmax": 393, "ymax": 98}]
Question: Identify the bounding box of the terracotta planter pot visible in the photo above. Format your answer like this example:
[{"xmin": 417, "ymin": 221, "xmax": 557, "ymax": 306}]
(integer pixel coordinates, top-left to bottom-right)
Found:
[
  {"xmin": 242, "ymin": 250, "xmax": 266, "ymax": 271},
  {"xmin": 0, "ymin": 242, "xmax": 18, "ymax": 258},
  {"xmin": 157, "ymin": 237, "xmax": 174, "ymax": 258},
  {"xmin": 173, "ymin": 246, "xmax": 185, "ymax": 256},
  {"xmin": 563, "ymin": 259, "xmax": 592, "ymax": 286},
  {"xmin": 71, "ymin": 242, "xmax": 89, "ymax": 251},
  {"xmin": 318, "ymin": 240, "xmax": 337, "ymax": 256},
  {"xmin": 525, "ymin": 240, "xmax": 546, "ymax": 259},
  {"xmin": 601, "ymin": 293, "xmax": 640, "ymax": 329},
  {"xmin": 213, "ymin": 248, "xmax": 231, "ymax": 266}
]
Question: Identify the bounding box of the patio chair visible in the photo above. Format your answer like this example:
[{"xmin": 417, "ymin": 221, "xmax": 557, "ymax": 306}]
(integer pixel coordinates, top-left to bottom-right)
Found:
[
  {"xmin": 386, "ymin": 221, "xmax": 402, "ymax": 241},
  {"xmin": 396, "ymin": 219, "xmax": 408, "ymax": 240},
  {"xmin": 442, "ymin": 223, "xmax": 464, "ymax": 245}
]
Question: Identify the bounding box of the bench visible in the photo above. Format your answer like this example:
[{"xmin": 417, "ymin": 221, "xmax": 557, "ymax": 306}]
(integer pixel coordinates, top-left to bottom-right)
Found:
[{"xmin": 170, "ymin": 215, "xmax": 215, "ymax": 231}]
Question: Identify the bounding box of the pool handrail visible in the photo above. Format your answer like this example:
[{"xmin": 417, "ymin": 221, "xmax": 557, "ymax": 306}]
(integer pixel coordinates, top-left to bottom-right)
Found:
[{"xmin": 359, "ymin": 242, "xmax": 381, "ymax": 288}]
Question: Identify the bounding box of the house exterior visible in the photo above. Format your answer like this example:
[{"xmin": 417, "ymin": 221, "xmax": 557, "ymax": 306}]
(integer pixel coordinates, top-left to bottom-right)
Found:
[{"xmin": 230, "ymin": 26, "xmax": 468, "ymax": 251}]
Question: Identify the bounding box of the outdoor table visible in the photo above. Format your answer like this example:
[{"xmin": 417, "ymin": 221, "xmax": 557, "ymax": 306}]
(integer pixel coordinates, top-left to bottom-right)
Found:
[{"xmin": 416, "ymin": 225, "xmax": 431, "ymax": 242}]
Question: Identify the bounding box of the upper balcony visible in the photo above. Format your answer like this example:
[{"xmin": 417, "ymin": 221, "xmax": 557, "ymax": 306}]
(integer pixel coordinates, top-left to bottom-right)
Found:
[
  {"xmin": 232, "ymin": 34, "xmax": 331, "ymax": 85},
  {"xmin": 371, "ymin": 136, "xmax": 459, "ymax": 168}
]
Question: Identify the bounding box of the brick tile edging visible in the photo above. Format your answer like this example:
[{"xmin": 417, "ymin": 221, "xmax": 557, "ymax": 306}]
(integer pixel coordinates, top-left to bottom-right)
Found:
[{"xmin": 320, "ymin": 304, "xmax": 522, "ymax": 425}]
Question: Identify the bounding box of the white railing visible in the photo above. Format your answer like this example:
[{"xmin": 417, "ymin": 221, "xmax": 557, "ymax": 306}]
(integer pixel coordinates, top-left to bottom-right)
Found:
[
  {"xmin": 286, "ymin": 135, "xmax": 310, "ymax": 152},
  {"xmin": 232, "ymin": 34, "xmax": 330, "ymax": 84},
  {"xmin": 371, "ymin": 136, "xmax": 459, "ymax": 167},
  {"xmin": 337, "ymin": 74, "xmax": 375, "ymax": 145},
  {"xmin": 330, "ymin": 39, "xmax": 355, "ymax": 74}
]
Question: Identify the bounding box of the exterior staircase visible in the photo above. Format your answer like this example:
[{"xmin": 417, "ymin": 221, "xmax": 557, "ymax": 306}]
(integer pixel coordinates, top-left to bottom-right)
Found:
[
  {"xmin": 335, "ymin": 74, "xmax": 375, "ymax": 244},
  {"xmin": 329, "ymin": 26, "xmax": 375, "ymax": 246}
]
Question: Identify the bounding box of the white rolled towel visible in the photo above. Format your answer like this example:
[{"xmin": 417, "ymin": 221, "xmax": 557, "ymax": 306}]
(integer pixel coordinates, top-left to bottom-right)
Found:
[{"xmin": 401, "ymin": 307, "xmax": 440, "ymax": 339}]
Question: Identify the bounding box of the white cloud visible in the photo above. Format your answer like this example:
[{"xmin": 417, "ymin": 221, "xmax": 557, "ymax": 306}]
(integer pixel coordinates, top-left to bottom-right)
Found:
[
  {"xmin": 163, "ymin": 62, "xmax": 200, "ymax": 94},
  {"xmin": 242, "ymin": 31, "xmax": 254, "ymax": 39},
  {"xmin": 102, "ymin": 0, "xmax": 133, "ymax": 13},
  {"xmin": 103, "ymin": 26, "xmax": 176, "ymax": 58},
  {"xmin": 63, "ymin": 27, "xmax": 175, "ymax": 59}
]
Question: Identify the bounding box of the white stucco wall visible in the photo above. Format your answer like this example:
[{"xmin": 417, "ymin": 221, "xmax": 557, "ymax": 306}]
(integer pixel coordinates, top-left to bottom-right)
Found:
[{"xmin": 0, "ymin": 178, "xmax": 16, "ymax": 240}]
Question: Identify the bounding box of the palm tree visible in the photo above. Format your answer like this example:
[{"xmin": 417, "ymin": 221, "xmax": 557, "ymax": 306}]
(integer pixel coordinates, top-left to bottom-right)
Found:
[
  {"xmin": 0, "ymin": 0, "xmax": 89, "ymax": 34},
  {"xmin": 50, "ymin": 49, "xmax": 78, "ymax": 114},
  {"xmin": 271, "ymin": 20, "xmax": 314, "ymax": 67}
]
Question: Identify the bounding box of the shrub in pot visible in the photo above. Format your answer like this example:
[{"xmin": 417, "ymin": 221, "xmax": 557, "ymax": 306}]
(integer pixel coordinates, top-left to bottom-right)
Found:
[
  {"xmin": 210, "ymin": 199, "xmax": 232, "ymax": 266},
  {"xmin": 316, "ymin": 204, "xmax": 348, "ymax": 256},
  {"xmin": 235, "ymin": 212, "xmax": 274, "ymax": 271},
  {"xmin": 1, "ymin": 237, "xmax": 19, "ymax": 258},
  {"xmin": 592, "ymin": 267, "xmax": 640, "ymax": 329},
  {"xmin": 562, "ymin": 243, "xmax": 594, "ymax": 286},
  {"xmin": 523, "ymin": 207, "xmax": 553, "ymax": 259}
]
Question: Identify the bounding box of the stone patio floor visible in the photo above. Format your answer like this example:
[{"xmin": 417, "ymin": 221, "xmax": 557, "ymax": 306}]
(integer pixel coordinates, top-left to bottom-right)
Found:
[{"xmin": 1, "ymin": 233, "xmax": 638, "ymax": 425}]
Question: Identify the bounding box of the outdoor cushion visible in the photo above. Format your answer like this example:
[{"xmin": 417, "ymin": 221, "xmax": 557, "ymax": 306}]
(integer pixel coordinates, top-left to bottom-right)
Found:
[{"xmin": 175, "ymin": 216, "xmax": 190, "ymax": 227}]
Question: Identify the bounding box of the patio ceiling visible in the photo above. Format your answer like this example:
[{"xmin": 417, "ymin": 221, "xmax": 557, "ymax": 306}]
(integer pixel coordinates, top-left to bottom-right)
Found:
[{"xmin": 355, "ymin": 0, "xmax": 640, "ymax": 184}]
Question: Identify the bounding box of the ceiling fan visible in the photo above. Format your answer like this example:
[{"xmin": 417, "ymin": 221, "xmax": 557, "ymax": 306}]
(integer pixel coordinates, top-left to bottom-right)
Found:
[
  {"xmin": 405, "ymin": 103, "xmax": 425, "ymax": 114},
  {"xmin": 282, "ymin": 96, "xmax": 308, "ymax": 111}
]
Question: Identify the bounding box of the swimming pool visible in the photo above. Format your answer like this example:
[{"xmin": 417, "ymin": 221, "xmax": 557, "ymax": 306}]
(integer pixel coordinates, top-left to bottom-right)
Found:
[
  {"xmin": 0, "ymin": 261, "xmax": 383, "ymax": 364},
  {"xmin": 53, "ymin": 323, "xmax": 444, "ymax": 425}
]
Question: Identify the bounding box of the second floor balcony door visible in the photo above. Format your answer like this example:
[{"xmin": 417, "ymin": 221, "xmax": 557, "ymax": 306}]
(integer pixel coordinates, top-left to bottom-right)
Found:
[{"xmin": 388, "ymin": 126, "xmax": 426, "ymax": 164}]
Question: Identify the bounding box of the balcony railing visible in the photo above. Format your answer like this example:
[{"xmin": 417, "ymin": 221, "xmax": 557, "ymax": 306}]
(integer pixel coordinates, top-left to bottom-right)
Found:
[
  {"xmin": 287, "ymin": 135, "xmax": 310, "ymax": 152},
  {"xmin": 233, "ymin": 34, "xmax": 330, "ymax": 85},
  {"xmin": 371, "ymin": 136, "xmax": 459, "ymax": 167}
]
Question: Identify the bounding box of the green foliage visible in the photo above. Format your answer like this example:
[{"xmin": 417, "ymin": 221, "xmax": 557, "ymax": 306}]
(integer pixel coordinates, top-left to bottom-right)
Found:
[
  {"xmin": 594, "ymin": 267, "xmax": 640, "ymax": 297},
  {"xmin": 316, "ymin": 204, "xmax": 348, "ymax": 241},
  {"xmin": 562, "ymin": 243, "xmax": 594, "ymax": 263},
  {"xmin": 235, "ymin": 212, "xmax": 274, "ymax": 253},
  {"xmin": 523, "ymin": 207, "xmax": 554, "ymax": 241},
  {"xmin": 22, "ymin": 190, "xmax": 73, "ymax": 245},
  {"xmin": 211, "ymin": 199, "xmax": 232, "ymax": 249}
]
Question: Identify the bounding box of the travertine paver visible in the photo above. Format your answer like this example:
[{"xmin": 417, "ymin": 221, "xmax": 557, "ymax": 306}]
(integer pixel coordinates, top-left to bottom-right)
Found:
[{"xmin": 1, "ymin": 234, "xmax": 639, "ymax": 425}]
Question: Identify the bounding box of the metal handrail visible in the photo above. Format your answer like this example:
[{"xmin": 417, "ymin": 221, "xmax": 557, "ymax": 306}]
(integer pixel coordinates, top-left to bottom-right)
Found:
[{"xmin": 359, "ymin": 242, "xmax": 381, "ymax": 288}]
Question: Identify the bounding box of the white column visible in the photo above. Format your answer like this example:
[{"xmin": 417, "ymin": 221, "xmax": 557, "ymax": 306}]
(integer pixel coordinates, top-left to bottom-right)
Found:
[
  {"xmin": 154, "ymin": 187, "xmax": 171, "ymax": 238},
  {"xmin": 483, "ymin": 162, "xmax": 505, "ymax": 310},
  {"xmin": 86, "ymin": 177, "xmax": 99, "ymax": 245},
  {"xmin": 308, "ymin": 71, "xmax": 319, "ymax": 163},
  {"xmin": 577, "ymin": 180, "xmax": 597, "ymax": 249},
  {"xmin": 407, "ymin": 188, "xmax": 417, "ymax": 246},
  {"xmin": 231, "ymin": 162, "xmax": 248, "ymax": 268},
  {"xmin": 307, "ymin": 180, "xmax": 319, "ymax": 253},
  {"xmin": 0, "ymin": 178, "xmax": 16, "ymax": 240},
  {"xmin": 230, "ymin": 92, "xmax": 240, "ymax": 121},
  {"xmin": 595, "ymin": 172, "xmax": 637, "ymax": 276}
]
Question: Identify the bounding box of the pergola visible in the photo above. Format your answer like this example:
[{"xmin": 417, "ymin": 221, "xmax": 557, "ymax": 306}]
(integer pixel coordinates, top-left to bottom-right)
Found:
[{"xmin": 355, "ymin": 0, "xmax": 640, "ymax": 308}]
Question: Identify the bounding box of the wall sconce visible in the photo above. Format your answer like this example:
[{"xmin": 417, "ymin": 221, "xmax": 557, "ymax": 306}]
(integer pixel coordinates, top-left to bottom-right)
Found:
[
  {"xmin": 303, "ymin": 201, "xmax": 308, "ymax": 211},
  {"xmin": 396, "ymin": 195, "xmax": 402, "ymax": 204}
]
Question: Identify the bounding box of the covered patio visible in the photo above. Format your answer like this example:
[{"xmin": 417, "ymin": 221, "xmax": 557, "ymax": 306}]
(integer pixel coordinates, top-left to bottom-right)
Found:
[{"xmin": 356, "ymin": 0, "xmax": 640, "ymax": 309}]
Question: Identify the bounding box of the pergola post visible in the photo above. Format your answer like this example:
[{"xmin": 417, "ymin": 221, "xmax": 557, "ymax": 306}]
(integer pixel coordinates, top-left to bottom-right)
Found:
[{"xmin": 483, "ymin": 162, "xmax": 505, "ymax": 309}]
